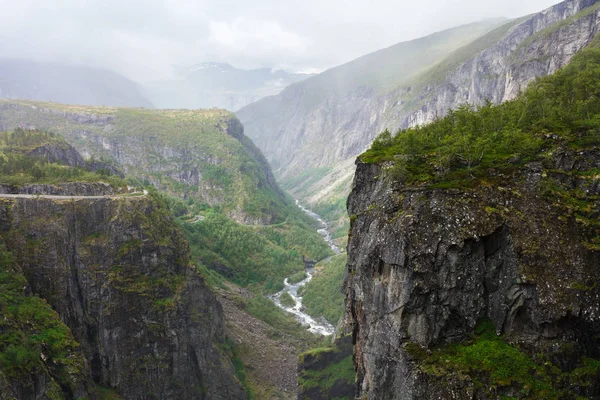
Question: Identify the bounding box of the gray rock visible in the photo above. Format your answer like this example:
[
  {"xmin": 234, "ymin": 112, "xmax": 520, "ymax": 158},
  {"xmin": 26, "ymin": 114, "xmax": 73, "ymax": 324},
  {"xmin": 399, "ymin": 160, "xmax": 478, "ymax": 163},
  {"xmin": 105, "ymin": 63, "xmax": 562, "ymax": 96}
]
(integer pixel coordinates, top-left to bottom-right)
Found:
[
  {"xmin": 0, "ymin": 196, "xmax": 247, "ymax": 399},
  {"xmin": 345, "ymin": 148, "xmax": 600, "ymax": 399}
]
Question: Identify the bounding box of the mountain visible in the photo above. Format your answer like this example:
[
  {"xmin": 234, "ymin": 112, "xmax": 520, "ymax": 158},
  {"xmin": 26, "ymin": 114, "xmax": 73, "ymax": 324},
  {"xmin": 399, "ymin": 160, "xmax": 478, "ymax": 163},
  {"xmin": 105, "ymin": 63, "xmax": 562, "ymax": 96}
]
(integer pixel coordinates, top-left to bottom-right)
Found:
[
  {"xmin": 0, "ymin": 104, "xmax": 334, "ymax": 397},
  {"xmin": 145, "ymin": 62, "xmax": 312, "ymax": 111},
  {"xmin": 237, "ymin": 0, "xmax": 600, "ymax": 238},
  {"xmin": 0, "ymin": 129, "xmax": 245, "ymax": 399},
  {"xmin": 0, "ymin": 97, "xmax": 333, "ymax": 293},
  {"xmin": 345, "ymin": 38, "xmax": 600, "ymax": 399},
  {"xmin": 0, "ymin": 100, "xmax": 284, "ymax": 224},
  {"xmin": 0, "ymin": 59, "xmax": 154, "ymax": 108}
]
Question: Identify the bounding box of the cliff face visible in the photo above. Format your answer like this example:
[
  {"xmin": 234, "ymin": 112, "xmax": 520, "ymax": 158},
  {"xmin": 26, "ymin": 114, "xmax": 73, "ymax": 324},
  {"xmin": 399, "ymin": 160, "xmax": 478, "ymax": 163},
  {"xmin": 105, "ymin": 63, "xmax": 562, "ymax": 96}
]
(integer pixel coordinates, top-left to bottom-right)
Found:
[
  {"xmin": 0, "ymin": 103, "xmax": 286, "ymax": 225},
  {"xmin": 345, "ymin": 147, "xmax": 600, "ymax": 399},
  {"xmin": 400, "ymin": 0, "xmax": 600, "ymax": 127},
  {"xmin": 0, "ymin": 195, "xmax": 246, "ymax": 399}
]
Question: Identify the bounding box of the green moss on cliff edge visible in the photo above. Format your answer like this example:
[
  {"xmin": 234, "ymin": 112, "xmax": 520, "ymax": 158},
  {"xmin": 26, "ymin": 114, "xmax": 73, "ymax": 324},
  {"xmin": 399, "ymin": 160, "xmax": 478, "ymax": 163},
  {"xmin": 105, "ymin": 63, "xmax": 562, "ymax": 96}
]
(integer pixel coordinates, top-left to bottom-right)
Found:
[
  {"xmin": 407, "ymin": 319, "xmax": 600, "ymax": 399},
  {"xmin": 298, "ymin": 336, "xmax": 355, "ymax": 400},
  {"xmin": 362, "ymin": 41, "xmax": 600, "ymax": 189},
  {"xmin": 0, "ymin": 244, "xmax": 88, "ymax": 397}
]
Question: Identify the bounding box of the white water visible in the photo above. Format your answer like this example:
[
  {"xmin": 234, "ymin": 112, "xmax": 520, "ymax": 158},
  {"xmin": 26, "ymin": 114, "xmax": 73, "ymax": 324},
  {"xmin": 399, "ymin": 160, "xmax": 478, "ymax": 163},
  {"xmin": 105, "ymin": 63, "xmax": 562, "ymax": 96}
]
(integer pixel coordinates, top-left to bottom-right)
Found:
[{"xmin": 269, "ymin": 201, "xmax": 341, "ymax": 335}]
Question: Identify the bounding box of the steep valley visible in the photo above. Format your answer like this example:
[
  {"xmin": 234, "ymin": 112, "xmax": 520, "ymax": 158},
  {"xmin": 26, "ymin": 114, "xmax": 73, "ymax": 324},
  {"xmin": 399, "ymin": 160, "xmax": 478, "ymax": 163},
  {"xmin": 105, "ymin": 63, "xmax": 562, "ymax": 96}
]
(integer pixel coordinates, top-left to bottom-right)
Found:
[
  {"xmin": 2, "ymin": 0, "xmax": 600, "ymax": 399},
  {"xmin": 0, "ymin": 113, "xmax": 334, "ymax": 399},
  {"xmin": 238, "ymin": 0, "xmax": 600, "ymax": 239}
]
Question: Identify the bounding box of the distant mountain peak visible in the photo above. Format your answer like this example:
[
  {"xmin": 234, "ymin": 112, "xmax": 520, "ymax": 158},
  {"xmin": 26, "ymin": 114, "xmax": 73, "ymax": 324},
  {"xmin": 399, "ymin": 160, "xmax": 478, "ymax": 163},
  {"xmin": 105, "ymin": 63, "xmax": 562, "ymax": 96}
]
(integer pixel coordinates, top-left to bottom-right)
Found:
[
  {"xmin": 188, "ymin": 62, "xmax": 234, "ymax": 73},
  {"xmin": 147, "ymin": 62, "xmax": 314, "ymax": 110}
]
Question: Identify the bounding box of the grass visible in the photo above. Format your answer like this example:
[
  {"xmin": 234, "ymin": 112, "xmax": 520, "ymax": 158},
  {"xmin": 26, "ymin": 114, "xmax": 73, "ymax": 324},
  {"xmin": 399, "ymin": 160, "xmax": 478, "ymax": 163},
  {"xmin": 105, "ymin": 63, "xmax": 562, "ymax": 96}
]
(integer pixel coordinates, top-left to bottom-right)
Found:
[
  {"xmin": 288, "ymin": 270, "xmax": 308, "ymax": 284},
  {"xmin": 238, "ymin": 294, "xmax": 316, "ymax": 341},
  {"xmin": 0, "ymin": 99, "xmax": 291, "ymax": 224},
  {"xmin": 298, "ymin": 337, "xmax": 355, "ymax": 400},
  {"xmin": 300, "ymin": 255, "xmax": 347, "ymax": 325},
  {"xmin": 0, "ymin": 129, "xmax": 129, "ymax": 188},
  {"xmin": 408, "ymin": 318, "xmax": 600, "ymax": 399},
  {"xmin": 0, "ymin": 245, "xmax": 87, "ymax": 394},
  {"xmin": 279, "ymin": 292, "xmax": 296, "ymax": 308},
  {"xmin": 95, "ymin": 385, "xmax": 123, "ymax": 400},
  {"xmin": 181, "ymin": 206, "xmax": 332, "ymax": 293}
]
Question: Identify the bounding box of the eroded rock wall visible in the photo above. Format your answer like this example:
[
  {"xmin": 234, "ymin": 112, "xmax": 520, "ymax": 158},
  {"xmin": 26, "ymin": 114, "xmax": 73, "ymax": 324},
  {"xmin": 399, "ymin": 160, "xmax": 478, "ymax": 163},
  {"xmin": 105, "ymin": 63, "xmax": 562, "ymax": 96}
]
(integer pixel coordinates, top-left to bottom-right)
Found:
[
  {"xmin": 0, "ymin": 196, "xmax": 246, "ymax": 399},
  {"xmin": 345, "ymin": 148, "xmax": 600, "ymax": 399}
]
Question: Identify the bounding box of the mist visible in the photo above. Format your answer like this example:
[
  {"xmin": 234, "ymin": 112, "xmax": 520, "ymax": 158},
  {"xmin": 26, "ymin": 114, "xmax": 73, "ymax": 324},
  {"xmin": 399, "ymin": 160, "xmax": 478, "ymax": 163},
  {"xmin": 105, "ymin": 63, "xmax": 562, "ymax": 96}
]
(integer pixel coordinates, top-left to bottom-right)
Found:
[{"xmin": 0, "ymin": 0, "xmax": 559, "ymax": 82}]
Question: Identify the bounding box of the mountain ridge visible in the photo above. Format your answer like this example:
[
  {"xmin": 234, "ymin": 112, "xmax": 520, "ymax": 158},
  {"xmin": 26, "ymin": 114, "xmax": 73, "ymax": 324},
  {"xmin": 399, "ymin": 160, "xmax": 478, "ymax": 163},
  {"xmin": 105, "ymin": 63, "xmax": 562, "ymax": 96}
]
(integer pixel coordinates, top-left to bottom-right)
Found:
[{"xmin": 0, "ymin": 59, "xmax": 153, "ymax": 108}]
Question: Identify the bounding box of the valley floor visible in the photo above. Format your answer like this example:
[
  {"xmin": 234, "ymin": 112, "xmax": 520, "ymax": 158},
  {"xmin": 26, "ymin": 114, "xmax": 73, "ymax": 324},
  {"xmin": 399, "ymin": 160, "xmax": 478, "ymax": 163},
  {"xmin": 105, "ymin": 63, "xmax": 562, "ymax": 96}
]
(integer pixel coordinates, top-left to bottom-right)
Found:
[{"xmin": 218, "ymin": 282, "xmax": 308, "ymax": 399}]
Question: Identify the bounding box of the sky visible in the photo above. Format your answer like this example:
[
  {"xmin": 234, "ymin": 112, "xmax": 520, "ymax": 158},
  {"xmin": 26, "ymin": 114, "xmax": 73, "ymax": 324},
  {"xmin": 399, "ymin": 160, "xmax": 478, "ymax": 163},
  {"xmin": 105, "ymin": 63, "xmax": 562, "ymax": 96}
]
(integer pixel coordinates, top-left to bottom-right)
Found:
[{"xmin": 0, "ymin": 0, "xmax": 560, "ymax": 82}]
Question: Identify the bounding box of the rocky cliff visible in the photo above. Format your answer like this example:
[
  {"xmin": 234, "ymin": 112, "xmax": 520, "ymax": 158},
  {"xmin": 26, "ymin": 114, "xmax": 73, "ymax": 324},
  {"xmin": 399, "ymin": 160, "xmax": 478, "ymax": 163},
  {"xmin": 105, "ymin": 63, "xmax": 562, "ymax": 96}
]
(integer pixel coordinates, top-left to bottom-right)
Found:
[
  {"xmin": 0, "ymin": 103, "xmax": 286, "ymax": 225},
  {"xmin": 346, "ymin": 154, "xmax": 600, "ymax": 398},
  {"xmin": 0, "ymin": 195, "xmax": 246, "ymax": 399},
  {"xmin": 344, "ymin": 42, "xmax": 600, "ymax": 398}
]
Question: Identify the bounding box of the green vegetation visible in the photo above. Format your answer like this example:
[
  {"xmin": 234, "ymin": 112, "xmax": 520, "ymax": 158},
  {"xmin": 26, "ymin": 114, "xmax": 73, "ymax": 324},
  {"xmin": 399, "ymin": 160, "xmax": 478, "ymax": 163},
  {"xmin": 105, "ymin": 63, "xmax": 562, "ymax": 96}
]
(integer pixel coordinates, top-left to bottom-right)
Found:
[
  {"xmin": 279, "ymin": 292, "xmax": 296, "ymax": 308},
  {"xmin": 237, "ymin": 294, "xmax": 315, "ymax": 341},
  {"xmin": 0, "ymin": 102, "xmax": 293, "ymax": 223},
  {"xmin": 408, "ymin": 318, "xmax": 600, "ymax": 399},
  {"xmin": 288, "ymin": 270, "xmax": 308, "ymax": 284},
  {"xmin": 363, "ymin": 42, "xmax": 600, "ymax": 190},
  {"xmin": 0, "ymin": 129, "xmax": 127, "ymax": 187},
  {"xmin": 280, "ymin": 166, "xmax": 332, "ymax": 195},
  {"xmin": 0, "ymin": 244, "xmax": 86, "ymax": 393},
  {"xmin": 95, "ymin": 385, "xmax": 123, "ymax": 400},
  {"xmin": 180, "ymin": 205, "xmax": 332, "ymax": 293},
  {"xmin": 298, "ymin": 338, "xmax": 355, "ymax": 400},
  {"xmin": 220, "ymin": 338, "xmax": 252, "ymax": 397},
  {"xmin": 313, "ymin": 195, "xmax": 349, "ymax": 239},
  {"xmin": 300, "ymin": 255, "xmax": 347, "ymax": 325}
]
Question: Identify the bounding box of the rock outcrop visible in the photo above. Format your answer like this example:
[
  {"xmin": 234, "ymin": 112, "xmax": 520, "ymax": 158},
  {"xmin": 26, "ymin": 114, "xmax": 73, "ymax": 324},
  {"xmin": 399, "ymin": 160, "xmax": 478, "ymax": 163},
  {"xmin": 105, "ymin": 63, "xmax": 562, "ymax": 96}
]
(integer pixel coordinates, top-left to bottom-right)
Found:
[
  {"xmin": 0, "ymin": 182, "xmax": 116, "ymax": 196},
  {"xmin": 345, "ymin": 146, "xmax": 600, "ymax": 399},
  {"xmin": 0, "ymin": 195, "xmax": 246, "ymax": 399}
]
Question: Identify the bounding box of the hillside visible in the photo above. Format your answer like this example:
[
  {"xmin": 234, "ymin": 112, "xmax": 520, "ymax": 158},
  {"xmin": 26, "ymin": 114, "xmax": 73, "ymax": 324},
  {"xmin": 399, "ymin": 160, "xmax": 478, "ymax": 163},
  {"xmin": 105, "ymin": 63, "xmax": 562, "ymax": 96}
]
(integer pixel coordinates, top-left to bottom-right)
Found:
[
  {"xmin": 145, "ymin": 63, "xmax": 312, "ymax": 111},
  {"xmin": 237, "ymin": 0, "xmax": 600, "ymax": 237},
  {"xmin": 0, "ymin": 59, "xmax": 153, "ymax": 108},
  {"xmin": 0, "ymin": 101, "xmax": 287, "ymax": 224},
  {"xmin": 0, "ymin": 101, "xmax": 334, "ymax": 291},
  {"xmin": 0, "ymin": 129, "xmax": 246, "ymax": 399},
  {"xmin": 346, "ymin": 37, "xmax": 600, "ymax": 400}
]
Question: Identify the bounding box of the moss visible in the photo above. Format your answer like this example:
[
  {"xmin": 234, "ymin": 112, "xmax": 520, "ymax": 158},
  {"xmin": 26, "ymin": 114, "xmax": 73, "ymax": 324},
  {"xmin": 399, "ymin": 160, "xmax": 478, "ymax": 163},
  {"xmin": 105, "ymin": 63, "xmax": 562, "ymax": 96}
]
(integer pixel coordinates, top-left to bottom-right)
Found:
[
  {"xmin": 0, "ymin": 245, "xmax": 86, "ymax": 394},
  {"xmin": 411, "ymin": 318, "xmax": 600, "ymax": 398},
  {"xmin": 298, "ymin": 342, "xmax": 354, "ymax": 400},
  {"xmin": 95, "ymin": 385, "xmax": 123, "ymax": 400}
]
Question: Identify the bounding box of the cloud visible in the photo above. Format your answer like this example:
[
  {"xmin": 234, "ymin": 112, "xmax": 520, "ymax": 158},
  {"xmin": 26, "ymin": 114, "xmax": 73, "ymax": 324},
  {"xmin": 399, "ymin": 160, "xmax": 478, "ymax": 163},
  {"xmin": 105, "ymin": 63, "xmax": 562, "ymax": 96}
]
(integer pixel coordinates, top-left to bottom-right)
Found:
[
  {"xmin": 0, "ymin": 0, "xmax": 561, "ymax": 81},
  {"xmin": 207, "ymin": 18, "xmax": 309, "ymax": 68}
]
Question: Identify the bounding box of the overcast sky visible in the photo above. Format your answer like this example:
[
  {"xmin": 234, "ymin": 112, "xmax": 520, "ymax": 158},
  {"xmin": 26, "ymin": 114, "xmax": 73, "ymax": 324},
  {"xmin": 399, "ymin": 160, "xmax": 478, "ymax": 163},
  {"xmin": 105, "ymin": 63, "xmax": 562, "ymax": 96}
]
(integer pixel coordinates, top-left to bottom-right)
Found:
[{"xmin": 0, "ymin": 0, "xmax": 560, "ymax": 82}]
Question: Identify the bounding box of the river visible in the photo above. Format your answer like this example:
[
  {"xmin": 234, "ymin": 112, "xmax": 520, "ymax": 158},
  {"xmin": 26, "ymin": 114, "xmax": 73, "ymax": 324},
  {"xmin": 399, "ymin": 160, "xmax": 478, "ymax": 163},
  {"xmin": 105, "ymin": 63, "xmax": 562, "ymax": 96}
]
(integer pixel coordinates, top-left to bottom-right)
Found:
[{"xmin": 270, "ymin": 201, "xmax": 341, "ymax": 336}]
